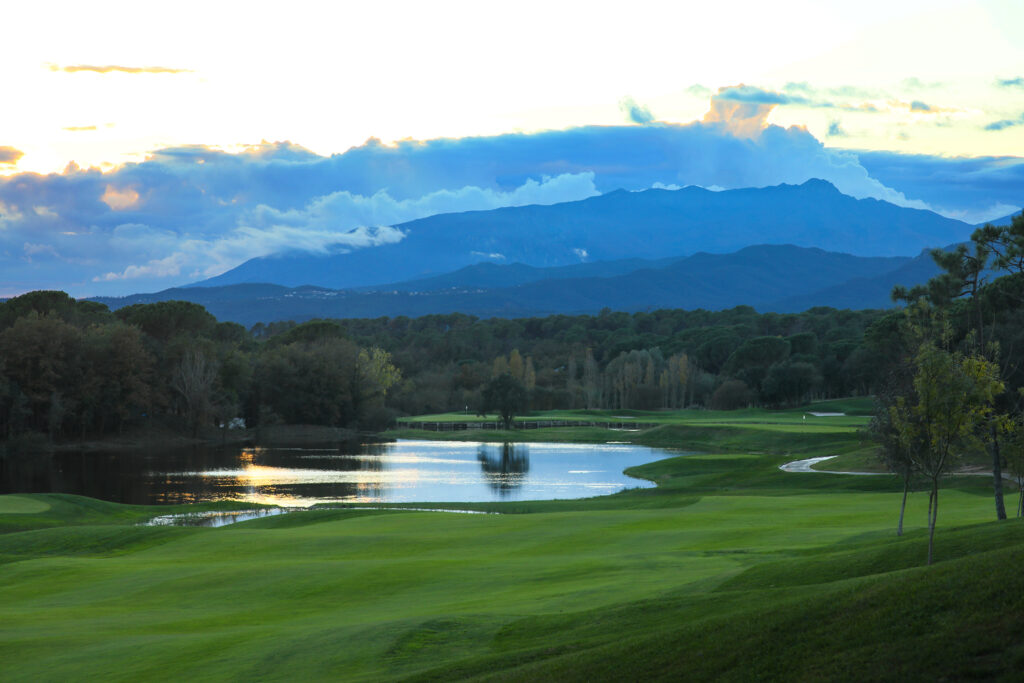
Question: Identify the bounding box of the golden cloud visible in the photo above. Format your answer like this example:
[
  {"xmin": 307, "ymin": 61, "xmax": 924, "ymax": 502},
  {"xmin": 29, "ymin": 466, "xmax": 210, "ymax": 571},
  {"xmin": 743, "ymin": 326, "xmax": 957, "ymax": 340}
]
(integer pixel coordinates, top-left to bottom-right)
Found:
[
  {"xmin": 0, "ymin": 146, "xmax": 24, "ymax": 164},
  {"xmin": 101, "ymin": 185, "xmax": 140, "ymax": 210},
  {"xmin": 47, "ymin": 63, "xmax": 190, "ymax": 74}
]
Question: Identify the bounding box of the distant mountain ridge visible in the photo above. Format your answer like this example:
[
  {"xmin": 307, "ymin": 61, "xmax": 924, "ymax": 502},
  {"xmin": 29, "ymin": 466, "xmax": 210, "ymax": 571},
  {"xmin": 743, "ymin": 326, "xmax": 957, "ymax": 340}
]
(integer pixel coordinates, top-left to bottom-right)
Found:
[
  {"xmin": 359, "ymin": 256, "xmax": 689, "ymax": 292},
  {"xmin": 92, "ymin": 244, "xmax": 932, "ymax": 326},
  {"xmin": 195, "ymin": 179, "xmax": 973, "ymax": 291}
]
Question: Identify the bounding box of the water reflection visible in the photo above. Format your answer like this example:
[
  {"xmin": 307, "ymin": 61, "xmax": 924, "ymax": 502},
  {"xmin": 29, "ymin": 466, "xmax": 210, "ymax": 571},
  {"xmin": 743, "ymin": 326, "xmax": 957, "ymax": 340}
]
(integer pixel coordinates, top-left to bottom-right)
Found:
[
  {"xmin": 162, "ymin": 445, "xmax": 388, "ymax": 506},
  {"xmin": 143, "ymin": 508, "xmax": 289, "ymax": 527},
  {"xmin": 477, "ymin": 443, "xmax": 530, "ymax": 497},
  {"xmin": 2, "ymin": 439, "xmax": 676, "ymax": 505}
]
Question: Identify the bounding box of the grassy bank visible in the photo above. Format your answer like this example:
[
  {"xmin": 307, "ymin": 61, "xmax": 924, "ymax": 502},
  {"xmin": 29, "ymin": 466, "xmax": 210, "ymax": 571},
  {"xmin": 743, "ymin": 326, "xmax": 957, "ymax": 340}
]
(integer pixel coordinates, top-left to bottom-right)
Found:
[{"xmin": 1, "ymin": 401, "xmax": 1022, "ymax": 681}]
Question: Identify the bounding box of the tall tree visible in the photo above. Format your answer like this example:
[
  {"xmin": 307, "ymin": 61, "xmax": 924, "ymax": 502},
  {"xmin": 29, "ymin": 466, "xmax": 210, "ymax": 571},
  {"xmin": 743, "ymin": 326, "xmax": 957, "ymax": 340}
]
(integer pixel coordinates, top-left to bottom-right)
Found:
[
  {"xmin": 171, "ymin": 348, "xmax": 219, "ymax": 437},
  {"xmin": 582, "ymin": 348, "xmax": 600, "ymax": 409},
  {"xmin": 508, "ymin": 349, "xmax": 524, "ymax": 382},
  {"xmin": 871, "ymin": 396, "xmax": 919, "ymax": 536},
  {"xmin": 481, "ymin": 373, "xmax": 527, "ymax": 430},
  {"xmin": 890, "ymin": 343, "xmax": 1003, "ymax": 564},
  {"xmin": 1001, "ymin": 413, "xmax": 1024, "ymax": 518},
  {"xmin": 894, "ymin": 236, "xmax": 1010, "ymax": 520}
]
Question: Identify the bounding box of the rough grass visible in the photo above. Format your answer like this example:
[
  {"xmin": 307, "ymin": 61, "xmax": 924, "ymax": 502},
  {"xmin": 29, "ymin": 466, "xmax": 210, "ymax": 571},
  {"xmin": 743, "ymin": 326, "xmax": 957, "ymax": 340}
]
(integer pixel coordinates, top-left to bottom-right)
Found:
[{"xmin": 2, "ymin": 399, "xmax": 1022, "ymax": 681}]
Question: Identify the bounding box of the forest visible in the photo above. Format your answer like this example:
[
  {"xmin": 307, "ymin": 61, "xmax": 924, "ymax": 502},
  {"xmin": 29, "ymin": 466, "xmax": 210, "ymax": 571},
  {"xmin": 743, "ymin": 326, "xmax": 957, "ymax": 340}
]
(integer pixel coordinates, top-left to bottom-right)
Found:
[
  {"xmin": 3, "ymin": 213, "xmax": 1024, "ymax": 445},
  {"xmin": 0, "ymin": 289, "xmax": 891, "ymax": 442}
]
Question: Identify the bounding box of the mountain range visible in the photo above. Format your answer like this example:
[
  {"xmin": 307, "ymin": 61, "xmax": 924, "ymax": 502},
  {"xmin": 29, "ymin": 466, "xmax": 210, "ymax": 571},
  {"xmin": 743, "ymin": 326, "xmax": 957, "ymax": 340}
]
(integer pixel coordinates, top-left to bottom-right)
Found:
[
  {"xmin": 92, "ymin": 244, "xmax": 942, "ymax": 326},
  {"xmin": 195, "ymin": 179, "xmax": 971, "ymax": 291},
  {"xmin": 88, "ymin": 179, "xmax": 991, "ymax": 325}
]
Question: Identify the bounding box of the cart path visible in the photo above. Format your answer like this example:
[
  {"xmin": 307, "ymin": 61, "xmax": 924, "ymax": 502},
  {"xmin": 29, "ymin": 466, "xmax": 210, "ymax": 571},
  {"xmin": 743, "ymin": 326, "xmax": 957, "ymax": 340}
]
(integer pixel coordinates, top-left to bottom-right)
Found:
[
  {"xmin": 779, "ymin": 455, "xmax": 887, "ymax": 476},
  {"xmin": 779, "ymin": 455, "xmax": 1019, "ymax": 479}
]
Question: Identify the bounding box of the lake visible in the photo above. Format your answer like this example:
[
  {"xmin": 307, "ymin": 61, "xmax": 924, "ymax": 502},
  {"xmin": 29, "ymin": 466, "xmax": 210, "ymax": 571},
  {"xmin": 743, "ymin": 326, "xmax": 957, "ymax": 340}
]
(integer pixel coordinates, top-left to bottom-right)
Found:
[{"xmin": 0, "ymin": 439, "xmax": 677, "ymax": 506}]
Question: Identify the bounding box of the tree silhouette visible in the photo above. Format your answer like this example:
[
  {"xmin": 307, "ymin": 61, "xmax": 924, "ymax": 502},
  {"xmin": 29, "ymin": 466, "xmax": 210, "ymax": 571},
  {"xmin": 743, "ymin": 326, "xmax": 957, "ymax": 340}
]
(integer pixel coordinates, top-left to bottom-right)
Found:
[{"xmin": 481, "ymin": 373, "xmax": 527, "ymax": 430}]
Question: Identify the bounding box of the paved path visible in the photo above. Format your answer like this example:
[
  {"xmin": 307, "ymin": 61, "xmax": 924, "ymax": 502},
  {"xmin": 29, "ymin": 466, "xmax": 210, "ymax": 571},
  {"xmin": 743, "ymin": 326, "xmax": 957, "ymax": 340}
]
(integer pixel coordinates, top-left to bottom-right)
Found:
[
  {"xmin": 779, "ymin": 455, "xmax": 888, "ymax": 476},
  {"xmin": 780, "ymin": 456, "xmax": 1020, "ymax": 480}
]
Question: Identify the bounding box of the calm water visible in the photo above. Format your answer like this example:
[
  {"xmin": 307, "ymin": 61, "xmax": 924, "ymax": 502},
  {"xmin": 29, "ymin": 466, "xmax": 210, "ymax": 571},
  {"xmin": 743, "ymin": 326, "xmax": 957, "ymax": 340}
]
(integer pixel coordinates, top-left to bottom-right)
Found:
[{"xmin": 0, "ymin": 439, "xmax": 677, "ymax": 506}]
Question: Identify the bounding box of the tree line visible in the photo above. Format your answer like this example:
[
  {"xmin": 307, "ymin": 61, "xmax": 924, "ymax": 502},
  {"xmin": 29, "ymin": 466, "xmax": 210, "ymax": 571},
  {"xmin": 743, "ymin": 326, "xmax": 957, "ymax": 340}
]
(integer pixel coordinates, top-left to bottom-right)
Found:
[
  {"xmin": 0, "ymin": 294, "xmax": 399, "ymax": 442},
  {"xmin": 261, "ymin": 305, "xmax": 892, "ymax": 417},
  {"xmin": 1, "ymin": 291, "xmax": 906, "ymax": 444},
  {"xmin": 871, "ymin": 212, "xmax": 1024, "ymax": 564},
  {"xmin": 10, "ymin": 212, "xmax": 1024, "ymax": 457}
]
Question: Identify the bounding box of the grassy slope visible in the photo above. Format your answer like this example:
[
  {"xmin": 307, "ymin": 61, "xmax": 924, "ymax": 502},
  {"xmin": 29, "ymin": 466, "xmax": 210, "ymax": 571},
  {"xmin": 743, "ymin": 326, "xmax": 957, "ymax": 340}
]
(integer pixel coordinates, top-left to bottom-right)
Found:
[{"xmin": 1, "ymin": 404, "xmax": 1022, "ymax": 681}]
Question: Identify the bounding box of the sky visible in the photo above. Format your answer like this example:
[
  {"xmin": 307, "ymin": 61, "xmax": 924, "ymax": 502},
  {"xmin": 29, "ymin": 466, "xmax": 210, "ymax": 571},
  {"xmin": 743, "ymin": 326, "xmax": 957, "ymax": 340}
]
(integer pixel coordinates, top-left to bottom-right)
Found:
[{"xmin": 1, "ymin": 0, "xmax": 1023, "ymax": 297}]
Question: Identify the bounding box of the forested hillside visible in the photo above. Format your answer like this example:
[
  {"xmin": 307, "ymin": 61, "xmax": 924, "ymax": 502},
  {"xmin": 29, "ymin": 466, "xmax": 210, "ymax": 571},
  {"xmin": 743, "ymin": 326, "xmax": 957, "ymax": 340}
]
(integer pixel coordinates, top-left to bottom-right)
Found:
[
  {"xmin": 1, "ymin": 293, "xmax": 894, "ymax": 444},
  {"xmin": 0, "ymin": 293, "xmax": 399, "ymax": 442},
  {"xmin": 8, "ymin": 214, "xmax": 1024, "ymax": 445}
]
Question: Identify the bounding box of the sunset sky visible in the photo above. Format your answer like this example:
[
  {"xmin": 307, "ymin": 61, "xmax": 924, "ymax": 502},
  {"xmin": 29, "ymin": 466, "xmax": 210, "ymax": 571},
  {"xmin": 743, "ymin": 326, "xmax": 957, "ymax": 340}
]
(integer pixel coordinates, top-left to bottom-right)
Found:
[{"xmin": 1, "ymin": 0, "xmax": 1023, "ymax": 296}]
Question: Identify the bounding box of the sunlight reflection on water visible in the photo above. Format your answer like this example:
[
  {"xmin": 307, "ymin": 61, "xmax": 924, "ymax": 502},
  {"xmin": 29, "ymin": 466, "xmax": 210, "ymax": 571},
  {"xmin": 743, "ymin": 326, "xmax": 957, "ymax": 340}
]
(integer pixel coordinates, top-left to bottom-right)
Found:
[
  {"xmin": 140, "ymin": 440, "xmax": 675, "ymax": 506},
  {"xmin": 8, "ymin": 439, "xmax": 682, "ymax": 507}
]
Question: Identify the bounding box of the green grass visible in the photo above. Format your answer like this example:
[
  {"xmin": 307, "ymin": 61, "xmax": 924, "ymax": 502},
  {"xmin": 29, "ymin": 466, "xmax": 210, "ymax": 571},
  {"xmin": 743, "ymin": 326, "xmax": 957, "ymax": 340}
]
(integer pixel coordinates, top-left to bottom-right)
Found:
[
  {"xmin": 2, "ymin": 398, "xmax": 1022, "ymax": 681},
  {"xmin": 401, "ymin": 398, "xmax": 875, "ymax": 427},
  {"xmin": 0, "ymin": 495, "xmax": 51, "ymax": 514}
]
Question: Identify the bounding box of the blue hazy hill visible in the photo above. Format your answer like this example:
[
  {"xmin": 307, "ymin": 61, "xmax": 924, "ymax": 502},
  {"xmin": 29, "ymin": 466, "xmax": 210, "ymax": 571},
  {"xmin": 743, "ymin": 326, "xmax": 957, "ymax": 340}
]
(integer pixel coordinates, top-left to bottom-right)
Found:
[
  {"xmin": 359, "ymin": 256, "xmax": 688, "ymax": 292},
  {"xmin": 95, "ymin": 244, "xmax": 925, "ymax": 326},
  {"xmin": 195, "ymin": 179, "xmax": 972, "ymax": 290}
]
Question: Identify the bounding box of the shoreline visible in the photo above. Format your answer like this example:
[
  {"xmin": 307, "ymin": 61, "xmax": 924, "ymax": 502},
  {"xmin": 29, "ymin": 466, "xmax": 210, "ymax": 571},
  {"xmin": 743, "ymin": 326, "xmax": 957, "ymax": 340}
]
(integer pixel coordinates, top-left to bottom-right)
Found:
[{"xmin": 2, "ymin": 424, "xmax": 381, "ymax": 456}]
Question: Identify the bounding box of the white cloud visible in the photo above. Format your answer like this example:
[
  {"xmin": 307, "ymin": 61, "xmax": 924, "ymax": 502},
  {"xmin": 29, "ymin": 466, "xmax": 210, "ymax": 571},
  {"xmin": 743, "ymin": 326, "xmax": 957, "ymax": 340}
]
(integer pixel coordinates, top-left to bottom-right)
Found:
[
  {"xmin": 96, "ymin": 173, "xmax": 597, "ymax": 283},
  {"xmin": 3, "ymin": 105, "xmax": 1022, "ymax": 297},
  {"xmin": 244, "ymin": 172, "xmax": 598, "ymax": 234},
  {"xmin": 96, "ymin": 224, "xmax": 405, "ymax": 282},
  {"xmin": 23, "ymin": 242, "xmax": 61, "ymax": 260}
]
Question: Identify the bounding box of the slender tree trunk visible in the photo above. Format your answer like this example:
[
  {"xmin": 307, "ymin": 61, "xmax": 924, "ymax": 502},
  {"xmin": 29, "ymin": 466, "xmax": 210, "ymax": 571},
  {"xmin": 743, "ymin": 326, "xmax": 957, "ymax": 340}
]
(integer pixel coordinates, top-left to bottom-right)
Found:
[
  {"xmin": 991, "ymin": 423, "xmax": 1007, "ymax": 520},
  {"xmin": 927, "ymin": 487, "xmax": 933, "ymax": 529},
  {"xmin": 897, "ymin": 479, "xmax": 909, "ymax": 537},
  {"xmin": 927, "ymin": 481, "xmax": 939, "ymax": 566}
]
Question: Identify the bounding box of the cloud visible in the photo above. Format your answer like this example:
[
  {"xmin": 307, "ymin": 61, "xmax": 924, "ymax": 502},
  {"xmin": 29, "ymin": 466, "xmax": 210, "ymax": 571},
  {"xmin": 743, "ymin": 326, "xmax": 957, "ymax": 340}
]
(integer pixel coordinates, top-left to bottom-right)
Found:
[
  {"xmin": 712, "ymin": 84, "xmax": 807, "ymax": 106},
  {"xmin": 686, "ymin": 84, "xmax": 711, "ymax": 97},
  {"xmin": 827, "ymin": 121, "xmax": 847, "ymax": 137},
  {"xmin": 95, "ymin": 224, "xmax": 406, "ymax": 282},
  {"xmin": 619, "ymin": 97, "xmax": 655, "ymax": 125},
  {"xmin": 996, "ymin": 77, "xmax": 1024, "ymax": 88},
  {"xmin": 2, "ymin": 91, "xmax": 1021, "ymax": 296},
  {"xmin": 242, "ymin": 173, "xmax": 599, "ymax": 237},
  {"xmin": 94, "ymin": 173, "xmax": 598, "ymax": 283},
  {"xmin": 703, "ymin": 87, "xmax": 777, "ymax": 137},
  {"xmin": 711, "ymin": 83, "xmax": 958, "ymax": 119},
  {"xmin": 984, "ymin": 114, "xmax": 1024, "ymax": 131},
  {"xmin": 985, "ymin": 120, "xmax": 1020, "ymax": 131},
  {"xmin": 63, "ymin": 125, "xmax": 97, "ymax": 132},
  {"xmin": 100, "ymin": 184, "xmax": 140, "ymax": 210},
  {"xmin": 47, "ymin": 63, "xmax": 190, "ymax": 74},
  {"xmin": 891, "ymin": 99, "xmax": 957, "ymax": 115},
  {"xmin": 0, "ymin": 146, "xmax": 24, "ymax": 164},
  {"xmin": 856, "ymin": 151, "xmax": 1024, "ymax": 223},
  {"xmin": 23, "ymin": 242, "xmax": 61, "ymax": 261},
  {"xmin": 711, "ymin": 84, "xmax": 879, "ymax": 114}
]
